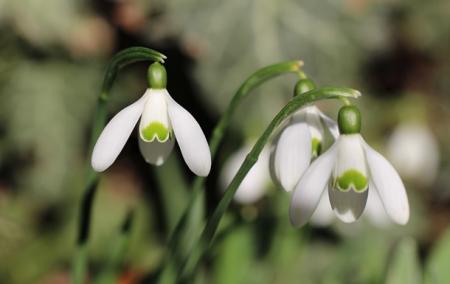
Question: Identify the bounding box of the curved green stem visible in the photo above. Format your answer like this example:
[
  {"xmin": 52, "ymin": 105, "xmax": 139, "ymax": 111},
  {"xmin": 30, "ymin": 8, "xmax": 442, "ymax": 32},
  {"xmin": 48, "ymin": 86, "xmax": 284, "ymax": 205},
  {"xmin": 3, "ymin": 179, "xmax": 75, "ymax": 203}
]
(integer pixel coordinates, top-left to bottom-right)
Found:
[
  {"xmin": 157, "ymin": 61, "xmax": 304, "ymax": 282},
  {"xmin": 178, "ymin": 86, "xmax": 361, "ymax": 281},
  {"xmin": 71, "ymin": 47, "xmax": 166, "ymax": 284}
]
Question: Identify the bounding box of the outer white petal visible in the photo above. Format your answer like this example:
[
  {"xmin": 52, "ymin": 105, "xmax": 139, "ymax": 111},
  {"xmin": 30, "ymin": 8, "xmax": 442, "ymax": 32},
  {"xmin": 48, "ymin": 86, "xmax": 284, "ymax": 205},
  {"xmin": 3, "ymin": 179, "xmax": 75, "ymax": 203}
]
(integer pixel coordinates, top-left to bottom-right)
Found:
[
  {"xmin": 271, "ymin": 121, "xmax": 312, "ymax": 192},
  {"xmin": 319, "ymin": 111, "xmax": 339, "ymax": 139},
  {"xmin": 364, "ymin": 184, "xmax": 391, "ymax": 228},
  {"xmin": 138, "ymin": 136, "xmax": 175, "ymax": 166},
  {"xmin": 304, "ymin": 106, "xmax": 325, "ymax": 142},
  {"xmin": 221, "ymin": 146, "xmax": 270, "ymax": 204},
  {"xmin": 310, "ymin": 190, "xmax": 334, "ymax": 227},
  {"xmin": 91, "ymin": 93, "xmax": 147, "ymax": 172},
  {"xmin": 166, "ymin": 91, "xmax": 211, "ymax": 176},
  {"xmin": 328, "ymin": 185, "xmax": 368, "ymax": 223},
  {"xmin": 289, "ymin": 143, "xmax": 338, "ymax": 227},
  {"xmin": 363, "ymin": 140, "xmax": 410, "ymax": 225}
]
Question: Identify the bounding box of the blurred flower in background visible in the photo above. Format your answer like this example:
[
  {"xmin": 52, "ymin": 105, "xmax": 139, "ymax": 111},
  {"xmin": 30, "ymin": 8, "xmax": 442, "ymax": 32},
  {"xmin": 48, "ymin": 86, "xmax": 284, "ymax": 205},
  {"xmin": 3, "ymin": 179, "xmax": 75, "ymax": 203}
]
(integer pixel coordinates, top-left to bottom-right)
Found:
[
  {"xmin": 387, "ymin": 122, "xmax": 439, "ymax": 187},
  {"xmin": 220, "ymin": 144, "xmax": 270, "ymax": 204}
]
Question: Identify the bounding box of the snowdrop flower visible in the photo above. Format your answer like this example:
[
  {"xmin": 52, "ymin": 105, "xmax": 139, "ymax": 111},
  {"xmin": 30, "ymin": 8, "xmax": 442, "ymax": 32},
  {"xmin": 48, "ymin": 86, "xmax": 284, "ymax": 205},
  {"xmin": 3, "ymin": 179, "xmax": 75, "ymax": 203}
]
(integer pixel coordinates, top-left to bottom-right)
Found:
[
  {"xmin": 290, "ymin": 105, "xmax": 409, "ymax": 227},
  {"xmin": 220, "ymin": 145, "xmax": 270, "ymax": 204},
  {"xmin": 91, "ymin": 62, "xmax": 211, "ymax": 176},
  {"xmin": 387, "ymin": 122, "xmax": 439, "ymax": 187},
  {"xmin": 271, "ymin": 79, "xmax": 339, "ymax": 192}
]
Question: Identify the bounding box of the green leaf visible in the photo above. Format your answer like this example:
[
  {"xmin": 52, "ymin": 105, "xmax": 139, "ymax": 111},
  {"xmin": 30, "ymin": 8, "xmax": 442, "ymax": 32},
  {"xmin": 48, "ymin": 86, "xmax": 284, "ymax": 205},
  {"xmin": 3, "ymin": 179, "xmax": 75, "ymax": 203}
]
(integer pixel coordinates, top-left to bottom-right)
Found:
[
  {"xmin": 426, "ymin": 227, "xmax": 450, "ymax": 284},
  {"xmin": 385, "ymin": 238, "xmax": 421, "ymax": 284},
  {"xmin": 94, "ymin": 210, "xmax": 134, "ymax": 284},
  {"xmin": 213, "ymin": 225, "xmax": 254, "ymax": 284}
]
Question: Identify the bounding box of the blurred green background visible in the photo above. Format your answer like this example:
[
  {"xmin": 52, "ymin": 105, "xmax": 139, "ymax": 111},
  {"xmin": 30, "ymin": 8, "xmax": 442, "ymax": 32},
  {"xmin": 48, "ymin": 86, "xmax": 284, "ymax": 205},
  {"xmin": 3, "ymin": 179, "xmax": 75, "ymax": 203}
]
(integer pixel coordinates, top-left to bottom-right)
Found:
[{"xmin": 0, "ymin": 0, "xmax": 449, "ymax": 283}]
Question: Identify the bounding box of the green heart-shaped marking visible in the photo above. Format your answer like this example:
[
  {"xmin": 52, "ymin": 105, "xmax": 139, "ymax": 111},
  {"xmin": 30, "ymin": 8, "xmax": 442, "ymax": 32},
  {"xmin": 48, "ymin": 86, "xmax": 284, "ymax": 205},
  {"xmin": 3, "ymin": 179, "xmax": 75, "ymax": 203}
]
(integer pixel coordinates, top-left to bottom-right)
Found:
[
  {"xmin": 141, "ymin": 122, "xmax": 169, "ymax": 142},
  {"xmin": 336, "ymin": 169, "xmax": 368, "ymax": 192}
]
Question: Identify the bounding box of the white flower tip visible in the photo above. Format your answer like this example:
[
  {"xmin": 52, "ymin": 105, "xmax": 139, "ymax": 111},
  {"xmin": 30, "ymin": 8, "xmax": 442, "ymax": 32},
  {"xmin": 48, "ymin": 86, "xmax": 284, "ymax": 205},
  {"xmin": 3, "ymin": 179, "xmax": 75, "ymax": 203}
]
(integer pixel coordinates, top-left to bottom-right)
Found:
[
  {"xmin": 289, "ymin": 209, "xmax": 308, "ymax": 228},
  {"xmin": 185, "ymin": 146, "xmax": 211, "ymax": 177},
  {"xmin": 192, "ymin": 158, "xmax": 211, "ymax": 177},
  {"xmin": 337, "ymin": 213, "xmax": 359, "ymax": 224},
  {"xmin": 280, "ymin": 181, "xmax": 295, "ymax": 193},
  {"xmin": 91, "ymin": 154, "xmax": 108, "ymax": 172},
  {"xmin": 391, "ymin": 207, "xmax": 410, "ymax": 225},
  {"xmin": 289, "ymin": 194, "xmax": 315, "ymax": 228},
  {"xmin": 351, "ymin": 89, "xmax": 362, "ymax": 98}
]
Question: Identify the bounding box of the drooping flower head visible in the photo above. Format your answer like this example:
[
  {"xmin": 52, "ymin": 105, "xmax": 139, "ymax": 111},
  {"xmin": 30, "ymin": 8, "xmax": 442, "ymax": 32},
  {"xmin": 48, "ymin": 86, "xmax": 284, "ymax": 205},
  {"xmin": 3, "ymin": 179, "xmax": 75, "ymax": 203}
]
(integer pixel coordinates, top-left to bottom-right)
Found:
[
  {"xmin": 290, "ymin": 105, "xmax": 409, "ymax": 227},
  {"xmin": 91, "ymin": 62, "xmax": 211, "ymax": 176},
  {"xmin": 270, "ymin": 79, "xmax": 339, "ymax": 192}
]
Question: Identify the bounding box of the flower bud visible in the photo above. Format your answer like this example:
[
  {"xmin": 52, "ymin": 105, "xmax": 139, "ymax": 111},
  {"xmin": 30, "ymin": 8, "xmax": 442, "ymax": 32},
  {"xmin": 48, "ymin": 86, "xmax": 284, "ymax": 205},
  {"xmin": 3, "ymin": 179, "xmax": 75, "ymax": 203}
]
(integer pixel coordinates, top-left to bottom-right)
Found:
[
  {"xmin": 147, "ymin": 62, "xmax": 167, "ymax": 89},
  {"xmin": 338, "ymin": 105, "xmax": 361, "ymax": 134},
  {"xmin": 294, "ymin": 79, "xmax": 316, "ymax": 96}
]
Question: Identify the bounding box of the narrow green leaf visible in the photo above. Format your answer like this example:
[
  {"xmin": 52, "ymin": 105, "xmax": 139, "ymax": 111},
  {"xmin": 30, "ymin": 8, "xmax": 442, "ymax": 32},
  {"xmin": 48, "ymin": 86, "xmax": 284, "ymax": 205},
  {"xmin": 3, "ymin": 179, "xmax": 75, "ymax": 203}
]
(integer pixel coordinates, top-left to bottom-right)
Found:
[
  {"xmin": 426, "ymin": 227, "xmax": 450, "ymax": 284},
  {"xmin": 94, "ymin": 210, "xmax": 135, "ymax": 284},
  {"xmin": 213, "ymin": 225, "xmax": 254, "ymax": 284},
  {"xmin": 385, "ymin": 238, "xmax": 421, "ymax": 284}
]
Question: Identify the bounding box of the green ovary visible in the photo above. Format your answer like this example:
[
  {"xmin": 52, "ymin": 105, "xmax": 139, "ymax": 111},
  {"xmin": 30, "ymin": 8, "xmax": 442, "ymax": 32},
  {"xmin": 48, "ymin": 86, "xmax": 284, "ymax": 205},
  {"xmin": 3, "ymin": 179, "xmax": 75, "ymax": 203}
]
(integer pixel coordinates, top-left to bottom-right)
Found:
[
  {"xmin": 141, "ymin": 122, "xmax": 169, "ymax": 142},
  {"xmin": 312, "ymin": 138, "xmax": 322, "ymax": 157},
  {"xmin": 337, "ymin": 169, "xmax": 368, "ymax": 192}
]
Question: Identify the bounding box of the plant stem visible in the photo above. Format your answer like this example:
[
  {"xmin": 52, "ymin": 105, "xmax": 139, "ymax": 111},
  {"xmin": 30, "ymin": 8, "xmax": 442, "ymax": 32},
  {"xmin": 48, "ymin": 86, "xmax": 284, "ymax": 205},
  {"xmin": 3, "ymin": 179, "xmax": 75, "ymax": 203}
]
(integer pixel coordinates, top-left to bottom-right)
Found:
[
  {"xmin": 178, "ymin": 87, "xmax": 361, "ymax": 281},
  {"xmin": 157, "ymin": 60, "xmax": 304, "ymax": 282},
  {"xmin": 71, "ymin": 47, "xmax": 166, "ymax": 284}
]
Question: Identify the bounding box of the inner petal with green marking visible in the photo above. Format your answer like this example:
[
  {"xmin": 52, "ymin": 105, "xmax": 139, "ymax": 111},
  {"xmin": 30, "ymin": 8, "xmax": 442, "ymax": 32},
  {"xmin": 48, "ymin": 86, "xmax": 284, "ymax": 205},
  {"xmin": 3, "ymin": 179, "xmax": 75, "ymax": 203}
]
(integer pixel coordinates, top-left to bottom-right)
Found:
[
  {"xmin": 141, "ymin": 122, "xmax": 171, "ymax": 143},
  {"xmin": 336, "ymin": 169, "xmax": 368, "ymax": 192},
  {"xmin": 311, "ymin": 138, "xmax": 322, "ymax": 157}
]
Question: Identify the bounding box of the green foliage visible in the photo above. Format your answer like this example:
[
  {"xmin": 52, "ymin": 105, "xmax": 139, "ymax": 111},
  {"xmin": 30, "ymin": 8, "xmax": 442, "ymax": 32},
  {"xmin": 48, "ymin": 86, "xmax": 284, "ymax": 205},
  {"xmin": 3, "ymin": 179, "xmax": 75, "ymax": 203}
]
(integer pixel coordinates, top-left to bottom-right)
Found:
[
  {"xmin": 386, "ymin": 238, "xmax": 422, "ymax": 284},
  {"xmin": 426, "ymin": 228, "xmax": 450, "ymax": 284},
  {"xmin": 0, "ymin": 60, "xmax": 101, "ymax": 199}
]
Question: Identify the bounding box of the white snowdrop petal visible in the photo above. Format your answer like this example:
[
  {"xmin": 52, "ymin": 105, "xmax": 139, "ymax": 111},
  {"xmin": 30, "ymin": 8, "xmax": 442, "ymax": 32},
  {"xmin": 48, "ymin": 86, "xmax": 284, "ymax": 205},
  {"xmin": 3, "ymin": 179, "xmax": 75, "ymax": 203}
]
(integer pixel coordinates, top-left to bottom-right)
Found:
[
  {"xmin": 364, "ymin": 184, "xmax": 391, "ymax": 228},
  {"xmin": 91, "ymin": 93, "xmax": 147, "ymax": 172},
  {"xmin": 305, "ymin": 107, "xmax": 325, "ymax": 142},
  {"xmin": 138, "ymin": 136, "xmax": 175, "ymax": 166},
  {"xmin": 364, "ymin": 141, "xmax": 410, "ymax": 225},
  {"xmin": 310, "ymin": 190, "xmax": 334, "ymax": 227},
  {"xmin": 272, "ymin": 121, "xmax": 312, "ymax": 192},
  {"xmin": 289, "ymin": 143, "xmax": 338, "ymax": 227},
  {"xmin": 319, "ymin": 111, "xmax": 340, "ymax": 139},
  {"xmin": 166, "ymin": 92, "xmax": 211, "ymax": 176},
  {"xmin": 328, "ymin": 186, "xmax": 368, "ymax": 223},
  {"xmin": 221, "ymin": 146, "xmax": 270, "ymax": 204}
]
